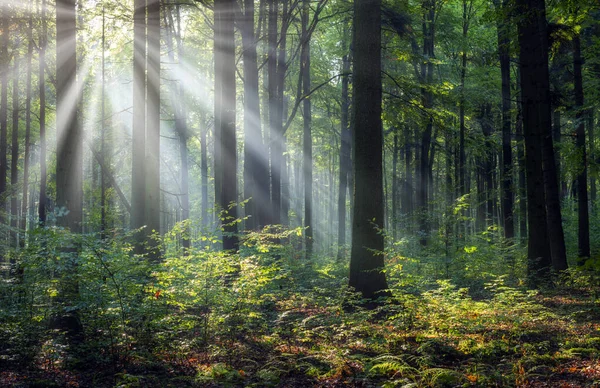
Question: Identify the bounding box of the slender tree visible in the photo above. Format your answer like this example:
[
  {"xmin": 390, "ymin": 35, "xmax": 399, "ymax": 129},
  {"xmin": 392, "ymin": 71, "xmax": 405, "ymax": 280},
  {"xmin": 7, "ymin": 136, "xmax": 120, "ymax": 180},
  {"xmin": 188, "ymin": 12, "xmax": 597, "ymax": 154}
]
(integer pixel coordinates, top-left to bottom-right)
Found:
[
  {"xmin": 0, "ymin": 5, "xmax": 8, "ymax": 221},
  {"xmin": 349, "ymin": 0, "xmax": 389, "ymax": 301},
  {"xmin": 21, "ymin": 4, "xmax": 34, "ymax": 243},
  {"xmin": 516, "ymin": 0, "xmax": 554, "ymax": 283},
  {"xmin": 337, "ymin": 23, "xmax": 351, "ymax": 261},
  {"xmin": 215, "ymin": 0, "xmax": 238, "ymax": 251},
  {"xmin": 573, "ymin": 33, "xmax": 590, "ymax": 262},
  {"xmin": 495, "ymin": 0, "xmax": 514, "ymax": 241},
  {"xmin": 10, "ymin": 54, "xmax": 19, "ymax": 247},
  {"xmin": 301, "ymin": 0, "xmax": 313, "ymax": 258},
  {"xmin": 56, "ymin": 0, "xmax": 83, "ymax": 233},
  {"xmin": 131, "ymin": 0, "xmax": 146, "ymax": 240},
  {"xmin": 38, "ymin": 0, "xmax": 47, "ymax": 225},
  {"xmin": 145, "ymin": 0, "xmax": 161, "ymax": 245}
]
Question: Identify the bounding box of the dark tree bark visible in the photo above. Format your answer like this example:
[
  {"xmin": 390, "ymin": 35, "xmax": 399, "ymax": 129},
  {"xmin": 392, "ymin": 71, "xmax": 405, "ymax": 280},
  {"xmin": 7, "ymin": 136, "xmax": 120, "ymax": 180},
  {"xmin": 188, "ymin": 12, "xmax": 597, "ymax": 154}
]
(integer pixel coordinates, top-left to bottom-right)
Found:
[
  {"xmin": 402, "ymin": 125, "xmax": 413, "ymax": 221},
  {"xmin": 392, "ymin": 131, "xmax": 399, "ymax": 240},
  {"xmin": 131, "ymin": 0, "xmax": 146, "ymax": 238},
  {"xmin": 349, "ymin": 0, "xmax": 389, "ymax": 301},
  {"xmin": 100, "ymin": 6, "xmax": 107, "ymax": 237},
  {"xmin": 496, "ymin": 0, "xmax": 514, "ymax": 240},
  {"xmin": 10, "ymin": 54, "xmax": 19, "ymax": 247},
  {"xmin": 516, "ymin": 0, "xmax": 554, "ymax": 283},
  {"xmin": 21, "ymin": 7, "xmax": 34, "ymax": 244},
  {"xmin": 200, "ymin": 123, "xmax": 208, "ymax": 226},
  {"xmin": 38, "ymin": 0, "xmax": 47, "ymax": 226},
  {"xmin": 573, "ymin": 34, "xmax": 590, "ymax": 262},
  {"xmin": 416, "ymin": 0, "xmax": 436, "ymax": 246},
  {"xmin": 458, "ymin": 0, "xmax": 472, "ymax": 197},
  {"xmin": 165, "ymin": 4, "xmax": 189, "ymax": 250},
  {"xmin": 516, "ymin": 108, "xmax": 527, "ymax": 241},
  {"xmin": 215, "ymin": 0, "xmax": 238, "ymax": 251},
  {"xmin": 589, "ymin": 109, "xmax": 596, "ymax": 210},
  {"xmin": 267, "ymin": 0, "xmax": 279, "ymax": 226},
  {"xmin": 241, "ymin": 0, "xmax": 268, "ymax": 230},
  {"xmin": 145, "ymin": 0, "xmax": 161, "ymax": 251},
  {"xmin": 56, "ymin": 0, "xmax": 83, "ymax": 233},
  {"xmin": 0, "ymin": 6, "xmax": 8, "ymax": 222},
  {"xmin": 337, "ymin": 25, "xmax": 351, "ymax": 261},
  {"xmin": 301, "ymin": 0, "xmax": 313, "ymax": 258}
]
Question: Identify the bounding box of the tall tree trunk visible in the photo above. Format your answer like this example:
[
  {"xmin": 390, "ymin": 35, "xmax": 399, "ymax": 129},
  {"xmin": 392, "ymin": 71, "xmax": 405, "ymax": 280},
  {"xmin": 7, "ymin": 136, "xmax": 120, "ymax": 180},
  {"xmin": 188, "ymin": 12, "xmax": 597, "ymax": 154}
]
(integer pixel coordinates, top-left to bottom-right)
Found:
[
  {"xmin": 201, "ymin": 122, "xmax": 208, "ymax": 226},
  {"xmin": 496, "ymin": 0, "xmax": 514, "ymax": 240},
  {"xmin": 10, "ymin": 54, "xmax": 19, "ymax": 247},
  {"xmin": 56, "ymin": 0, "xmax": 83, "ymax": 233},
  {"xmin": 337, "ymin": 26, "xmax": 351, "ymax": 261},
  {"xmin": 349, "ymin": 0, "xmax": 389, "ymax": 302},
  {"xmin": 241, "ymin": 0, "xmax": 267, "ymax": 230},
  {"xmin": 100, "ymin": 6, "xmax": 107, "ymax": 237},
  {"xmin": 458, "ymin": 0, "xmax": 471, "ymax": 196},
  {"xmin": 131, "ymin": 0, "xmax": 147, "ymax": 240},
  {"xmin": 573, "ymin": 34, "xmax": 590, "ymax": 262},
  {"xmin": 38, "ymin": 0, "xmax": 47, "ymax": 226},
  {"xmin": 516, "ymin": 108, "xmax": 527, "ymax": 241},
  {"xmin": 402, "ymin": 126, "xmax": 413, "ymax": 224},
  {"xmin": 417, "ymin": 0, "xmax": 436, "ymax": 246},
  {"xmin": 301, "ymin": 0, "xmax": 312, "ymax": 258},
  {"xmin": 21, "ymin": 6, "xmax": 34, "ymax": 244},
  {"xmin": 216, "ymin": 0, "xmax": 238, "ymax": 251},
  {"xmin": 589, "ymin": 109, "xmax": 596, "ymax": 211},
  {"xmin": 516, "ymin": 0, "xmax": 554, "ymax": 283},
  {"xmin": 267, "ymin": 0, "xmax": 279, "ymax": 226},
  {"xmin": 0, "ymin": 6, "xmax": 8, "ymax": 225},
  {"xmin": 392, "ymin": 131, "xmax": 399, "ymax": 240},
  {"xmin": 145, "ymin": 0, "xmax": 161, "ymax": 256}
]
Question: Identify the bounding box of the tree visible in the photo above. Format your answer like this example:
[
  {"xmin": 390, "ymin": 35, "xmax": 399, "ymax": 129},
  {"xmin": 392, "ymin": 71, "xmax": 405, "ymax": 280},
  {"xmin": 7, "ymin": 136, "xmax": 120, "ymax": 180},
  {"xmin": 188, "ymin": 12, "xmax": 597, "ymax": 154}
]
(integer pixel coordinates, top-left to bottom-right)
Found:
[
  {"xmin": 494, "ymin": 0, "xmax": 514, "ymax": 241},
  {"xmin": 38, "ymin": 0, "xmax": 47, "ymax": 226},
  {"xmin": 301, "ymin": 0, "xmax": 313, "ymax": 258},
  {"xmin": 516, "ymin": 0, "xmax": 554, "ymax": 283},
  {"xmin": 349, "ymin": 0, "xmax": 389, "ymax": 301},
  {"xmin": 573, "ymin": 33, "xmax": 590, "ymax": 262},
  {"xmin": 131, "ymin": 0, "xmax": 146, "ymax": 240},
  {"xmin": 145, "ymin": 0, "xmax": 161, "ymax": 247},
  {"xmin": 337, "ymin": 21, "xmax": 351, "ymax": 261},
  {"xmin": 56, "ymin": 0, "xmax": 82, "ymax": 233},
  {"xmin": 240, "ymin": 0, "xmax": 268, "ymax": 230},
  {"xmin": 0, "ymin": 5, "xmax": 8, "ymax": 222},
  {"xmin": 21, "ymin": 2, "xmax": 34, "ymax": 244},
  {"xmin": 215, "ymin": 0, "xmax": 238, "ymax": 251},
  {"xmin": 10, "ymin": 52, "xmax": 19, "ymax": 247}
]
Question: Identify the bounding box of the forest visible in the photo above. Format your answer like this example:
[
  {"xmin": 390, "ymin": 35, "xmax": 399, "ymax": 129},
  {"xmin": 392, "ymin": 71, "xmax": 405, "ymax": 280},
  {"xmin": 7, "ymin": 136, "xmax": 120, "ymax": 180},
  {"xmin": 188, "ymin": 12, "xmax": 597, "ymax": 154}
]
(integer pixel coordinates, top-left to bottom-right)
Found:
[{"xmin": 1, "ymin": 0, "xmax": 600, "ymax": 386}]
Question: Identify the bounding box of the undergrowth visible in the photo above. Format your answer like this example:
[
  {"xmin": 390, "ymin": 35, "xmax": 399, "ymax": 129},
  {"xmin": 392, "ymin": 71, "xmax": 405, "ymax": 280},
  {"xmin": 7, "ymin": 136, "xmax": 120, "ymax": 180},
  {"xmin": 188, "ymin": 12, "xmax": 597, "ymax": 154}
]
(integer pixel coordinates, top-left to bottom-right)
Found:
[{"xmin": 1, "ymin": 223, "xmax": 600, "ymax": 387}]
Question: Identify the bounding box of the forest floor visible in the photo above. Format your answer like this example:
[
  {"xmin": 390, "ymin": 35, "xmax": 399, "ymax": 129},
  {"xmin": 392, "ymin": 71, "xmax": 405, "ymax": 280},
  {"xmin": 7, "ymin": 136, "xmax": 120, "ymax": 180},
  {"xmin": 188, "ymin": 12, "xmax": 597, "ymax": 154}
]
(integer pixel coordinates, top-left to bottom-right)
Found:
[{"xmin": 3, "ymin": 285, "xmax": 600, "ymax": 387}]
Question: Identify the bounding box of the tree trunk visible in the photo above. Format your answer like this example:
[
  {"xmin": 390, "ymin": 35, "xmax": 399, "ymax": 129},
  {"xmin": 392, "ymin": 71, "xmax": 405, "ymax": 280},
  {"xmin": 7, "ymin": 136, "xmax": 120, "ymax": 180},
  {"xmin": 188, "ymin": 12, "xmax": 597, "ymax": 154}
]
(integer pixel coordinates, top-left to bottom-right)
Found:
[
  {"xmin": 131, "ymin": 0, "xmax": 146, "ymax": 241},
  {"xmin": 516, "ymin": 0, "xmax": 554, "ymax": 283},
  {"xmin": 267, "ymin": 0, "xmax": 279, "ymax": 226},
  {"xmin": 301, "ymin": 0, "xmax": 313, "ymax": 258},
  {"xmin": 21, "ymin": 7, "xmax": 34, "ymax": 244},
  {"xmin": 241, "ymin": 0, "xmax": 267, "ymax": 230},
  {"xmin": 38, "ymin": 0, "xmax": 47, "ymax": 226},
  {"xmin": 496, "ymin": 0, "xmax": 514, "ymax": 240},
  {"xmin": 337, "ymin": 26, "xmax": 351, "ymax": 261},
  {"xmin": 392, "ymin": 131, "xmax": 399, "ymax": 240},
  {"xmin": 145, "ymin": 0, "xmax": 161, "ymax": 256},
  {"xmin": 573, "ymin": 34, "xmax": 590, "ymax": 262},
  {"xmin": 0, "ymin": 7, "xmax": 8, "ymax": 225},
  {"xmin": 10, "ymin": 54, "xmax": 19, "ymax": 247},
  {"xmin": 56, "ymin": 0, "xmax": 83, "ymax": 233},
  {"xmin": 349, "ymin": 0, "xmax": 389, "ymax": 302},
  {"xmin": 589, "ymin": 109, "xmax": 596, "ymax": 211},
  {"xmin": 216, "ymin": 0, "xmax": 238, "ymax": 251}
]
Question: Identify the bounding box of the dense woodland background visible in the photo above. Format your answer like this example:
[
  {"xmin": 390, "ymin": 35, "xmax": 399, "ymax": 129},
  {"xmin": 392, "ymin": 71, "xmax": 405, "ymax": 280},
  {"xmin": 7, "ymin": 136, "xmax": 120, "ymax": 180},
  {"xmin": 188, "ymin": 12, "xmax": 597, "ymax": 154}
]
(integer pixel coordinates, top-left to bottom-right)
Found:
[{"xmin": 2, "ymin": 0, "xmax": 600, "ymax": 386}]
